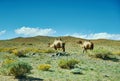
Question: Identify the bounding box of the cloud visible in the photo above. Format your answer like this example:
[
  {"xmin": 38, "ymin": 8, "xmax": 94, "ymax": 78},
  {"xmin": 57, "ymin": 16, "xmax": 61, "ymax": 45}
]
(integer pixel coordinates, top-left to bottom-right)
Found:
[
  {"xmin": 15, "ymin": 26, "xmax": 56, "ymax": 36},
  {"xmin": 66, "ymin": 32, "xmax": 120, "ymax": 40},
  {"xmin": 0, "ymin": 30, "xmax": 6, "ymax": 35}
]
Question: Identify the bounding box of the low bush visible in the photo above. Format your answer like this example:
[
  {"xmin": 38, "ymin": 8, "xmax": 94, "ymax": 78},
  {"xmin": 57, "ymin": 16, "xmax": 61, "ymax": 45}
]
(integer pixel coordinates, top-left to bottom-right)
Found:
[
  {"xmin": 0, "ymin": 61, "xmax": 32, "ymax": 78},
  {"xmin": 112, "ymin": 51, "xmax": 120, "ymax": 56},
  {"xmin": 2, "ymin": 59, "xmax": 16, "ymax": 66},
  {"xmin": 0, "ymin": 58, "xmax": 16, "ymax": 75},
  {"xmin": 37, "ymin": 64, "xmax": 51, "ymax": 71},
  {"xmin": 12, "ymin": 49, "xmax": 26, "ymax": 57},
  {"xmin": 58, "ymin": 59, "xmax": 79, "ymax": 69},
  {"xmin": 0, "ymin": 54, "xmax": 18, "ymax": 66},
  {"xmin": 91, "ymin": 49, "xmax": 120, "ymax": 62},
  {"xmin": 95, "ymin": 53, "xmax": 112, "ymax": 60},
  {"xmin": 0, "ymin": 47, "xmax": 17, "ymax": 53},
  {"xmin": 90, "ymin": 48, "xmax": 113, "ymax": 60}
]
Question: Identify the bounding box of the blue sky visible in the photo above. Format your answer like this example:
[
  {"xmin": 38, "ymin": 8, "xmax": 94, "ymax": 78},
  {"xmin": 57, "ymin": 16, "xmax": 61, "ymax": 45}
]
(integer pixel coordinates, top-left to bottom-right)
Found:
[{"xmin": 0, "ymin": 0, "xmax": 120, "ymax": 40}]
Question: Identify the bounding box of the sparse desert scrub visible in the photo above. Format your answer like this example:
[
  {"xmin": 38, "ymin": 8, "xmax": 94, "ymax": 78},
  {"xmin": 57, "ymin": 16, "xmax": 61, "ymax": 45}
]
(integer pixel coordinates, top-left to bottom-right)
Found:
[
  {"xmin": 58, "ymin": 59, "xmax": 79, "ymax": 69},
  {"xmin": 12, "ymin": 49, "xmax": 26, "ymax": 57},
  {"xmin": 0, "ymin": 47, "xmax": 56, "ymax": 57},
  {"xmin": 112, "ymin": 51, "xmax": 120, "ymax": 56},
  {"xmin": 90, "ymin": 48, "xmax": 119, "ymax": 62},
  {"xmin": 0, "ymin": 61, "xmax": 32, "ymax": 78},
  {"xmin": 42, "ymin": 49, "xmax": 56, "ymax": 53},
  {"xmin": 21, "ymin": 48, "xmax": 56, "ymax": 54},
  {"xmin": 9, "ymin": 61, "xmax": 32, "ymax": 78},
  {"xmin": 0, "ymin": 36, "xmax": 120, "ymax": 81},
  {"xmin": 37, "ymin": 64, "xmax": 51, "ymax": 71},
  {"xmin": 0, "ymin": 55, "xmax": 17, "ymax": 75},
  {"xmin": 0, "ymin": 53, "xmax": 18, "ymax": 62},
  {"xmin": 94, "ymin": 49, "xmax": 113, "ymax": 60},
  {"xmin": 2, "ymin": 59, "xmax": 16, "ymax": 66},
  {"xmin": 6, "ymin": 48, "xmax": 44, "ymax": 56},
  {"xmin": 0, "ymin": 47, "xmax": 17, "ymax": 53}
]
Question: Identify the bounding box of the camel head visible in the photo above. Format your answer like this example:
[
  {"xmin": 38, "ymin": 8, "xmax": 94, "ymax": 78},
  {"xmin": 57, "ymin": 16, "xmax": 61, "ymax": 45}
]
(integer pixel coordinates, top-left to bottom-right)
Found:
[{"xmin": 77, "ymin": 40, "xmax": 83, "ymax": 44}]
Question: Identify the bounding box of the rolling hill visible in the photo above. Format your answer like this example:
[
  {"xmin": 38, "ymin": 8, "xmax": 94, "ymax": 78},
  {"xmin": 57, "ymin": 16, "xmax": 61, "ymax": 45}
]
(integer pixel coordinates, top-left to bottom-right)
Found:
[{"xmin": 0, "ymin": 36, "xmax": 120, "ymax": 81}]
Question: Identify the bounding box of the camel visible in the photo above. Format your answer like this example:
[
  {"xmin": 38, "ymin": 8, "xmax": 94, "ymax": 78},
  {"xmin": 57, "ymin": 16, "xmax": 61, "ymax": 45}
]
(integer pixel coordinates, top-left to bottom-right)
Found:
[
  {"xmin": 48, "ymin": 38, "xmax": 65, "ymax": 52},
  {"xmin": 77, "ymin": 40, "xmax": 94, "ymax": 53}
]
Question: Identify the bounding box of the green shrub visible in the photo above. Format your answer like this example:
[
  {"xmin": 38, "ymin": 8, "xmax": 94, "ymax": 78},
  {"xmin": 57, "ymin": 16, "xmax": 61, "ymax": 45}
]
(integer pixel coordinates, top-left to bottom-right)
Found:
[
  {"xmin": 12, "ymin": 49, "xmax": 26, "ymax": 57},
  {"xmin": 1, "ymin": 54, "xmax": 18, "ymax": 66},
  {"xmin": 112, "ymin": 51, "xmax": 120, "ymax": 56},
  {"xmin": 58, "ymin": 59, "xmax": 79, "ymax": 69},
  {"xmin": 2, "ymin": 59, "xmax": 16, "ymax": 66},
  {"xmin": 0, "ymin": 61, "xmax": 32, "ymax": 78},
  {"xmin": 0, "ymin": 47, "xmax": 16, "ymax": 53},
  {"xmin": 91, "ymin": 49, "xmax": 114, "ymax": 60},
  {"xmin": 95, "ymin": 53, "xmax": 112, "ymax": 60},
  {"xmin": 0, "ymin": 58, "xmax": 17, "ymax": 75},
  {"xmin": 37, "ymin": 64, "xmax": 51, "ymax": 71}
]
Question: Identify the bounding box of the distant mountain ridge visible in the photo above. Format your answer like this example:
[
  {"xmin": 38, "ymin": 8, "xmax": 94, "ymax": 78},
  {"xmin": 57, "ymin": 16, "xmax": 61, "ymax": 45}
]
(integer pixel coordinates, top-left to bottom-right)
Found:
[{"xmin": 0, "ymin": 35, "xmax": 120, "ymax": 44}]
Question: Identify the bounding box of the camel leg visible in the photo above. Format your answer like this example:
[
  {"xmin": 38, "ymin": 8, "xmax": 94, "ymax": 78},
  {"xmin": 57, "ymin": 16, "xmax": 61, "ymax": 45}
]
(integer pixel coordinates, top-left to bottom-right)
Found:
[
  {"xmin": 83, "ymin": 49, "xmax": 85, "ymax": 53},
  {"xmin": 83, "ymin": 48, "xmax": 87, "ymax": 53},
  {"xmin": 54, "ymin": 46, "xmax": 57, "ymax": 50},
  {"xmin": 62, "ymin": 43, "xmax": 65, "ymax": 52},
  {"xmin": 62, "ymin": 47, "xmax": 65, "ymax": 52}
]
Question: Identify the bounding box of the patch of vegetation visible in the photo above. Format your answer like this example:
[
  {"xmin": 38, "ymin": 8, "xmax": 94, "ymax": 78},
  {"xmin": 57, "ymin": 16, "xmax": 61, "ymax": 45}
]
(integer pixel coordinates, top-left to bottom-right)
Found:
[
  {"xmin": 58, "ymin": 59, "xmax": 79, "ymax": 69},
  {"xmin": 0, "ymin": 61, "xmax": 32, "ymax": 78},
  {"xmin": 41, "ymin": 49, "xmax": 56, "ymax": 53},
  {"xmin": 37, "ymin": 64, "xmax": 51, "ymax": 71},
  {"xmin": 21, "ymin": 48, "xmax": 56, "ymax": 54},
  {"xmin": 91, "ymin": 48, "xmax": 119, "ymax": 62},
  {"xmin": 12, "ymin": 49, "xmax": 26, "ymax": 57},
  {"xmin": 95, "ymin": 52, "xmax": 112, "ymax": 60},
  {"xmin": 0, "ymin": 36, "xmax": 120, "ymax": 81},
  {"xmin": 0, "ymin": 47, "xmax": 17, "ymax": 53},
  {"xmin": 2, "ymin": 59, "xmax": 16, "ymax": 66},
  {"xmin": 112, "ymin": 51, "xmax": 120, "ymax": 56},
  {"xmin": 0, "ymin": 47, "xmax": 56, "ymax": 56}
]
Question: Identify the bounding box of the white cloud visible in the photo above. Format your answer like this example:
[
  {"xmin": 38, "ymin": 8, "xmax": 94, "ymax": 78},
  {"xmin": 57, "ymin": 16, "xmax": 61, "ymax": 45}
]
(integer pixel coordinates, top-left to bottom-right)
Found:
[
  {"xmin": 66, "ymin": 32, "xmax": 120, "ymax": 40},
  {"xmin": 0, "ymin": 30, "xmax": 6, "ymax": 35},
  {"xmin": 15, "ymin": 26, "xmax": 56, "ymax": 36}
]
